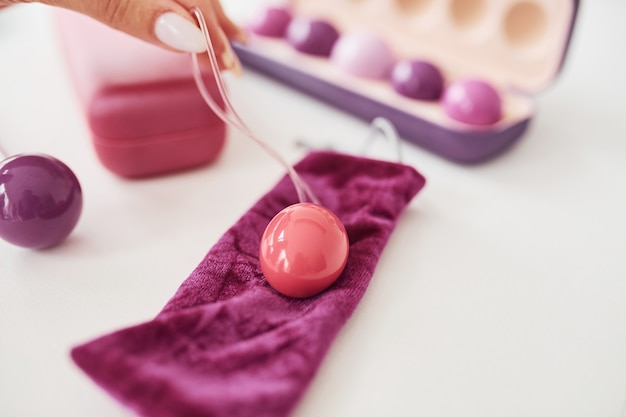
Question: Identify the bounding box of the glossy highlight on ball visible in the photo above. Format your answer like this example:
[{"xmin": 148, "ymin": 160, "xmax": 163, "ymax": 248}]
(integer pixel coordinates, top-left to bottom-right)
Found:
[
  {"xmin": 391, "ymin": 59, "xmax": 444, "ymax": 100},
  {"xmin": 0, "ymin": 154, "xmax": 83, "ymax": 249},
  {"xmin": 286, "ymin": 18, "xmax": 340, "ymax": 56},
  {"xmin": 249, "ymin": 6, "xmax": 293, "ymax": 37},
  {"xmin": 442, "ymin": 78, "xmax": 503, "ymax": 125},
  {"xmin": 330, "ymin": 32, "xmax": 396, "ymax": 79},
  {"xmin": 259, "ymin": 203, "xmax": 349, "ymax": 298}
]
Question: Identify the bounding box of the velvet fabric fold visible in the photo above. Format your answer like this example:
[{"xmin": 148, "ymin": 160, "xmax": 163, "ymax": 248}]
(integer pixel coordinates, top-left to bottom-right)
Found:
[{"xmin": 71, "ymin": 151, "xmax": 426, "ymax": 417}]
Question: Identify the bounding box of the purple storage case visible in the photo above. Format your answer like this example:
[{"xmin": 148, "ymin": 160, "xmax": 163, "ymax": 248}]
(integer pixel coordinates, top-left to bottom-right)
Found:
[{"xmin": 234, "ymin": 0, "xmax": 579, "ymax": 163}]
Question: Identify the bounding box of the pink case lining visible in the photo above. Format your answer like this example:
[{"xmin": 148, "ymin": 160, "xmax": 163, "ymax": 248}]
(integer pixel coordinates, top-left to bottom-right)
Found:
[{"xmin": 234, "ymin": 0, "xmax": 579, "ymax": 163}]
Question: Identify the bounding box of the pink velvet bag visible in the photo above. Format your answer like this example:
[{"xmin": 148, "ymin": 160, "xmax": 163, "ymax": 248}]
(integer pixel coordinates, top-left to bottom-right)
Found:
[{"xmin": 71, "ymin": 150, "xmax": 426, "ymax": 417}]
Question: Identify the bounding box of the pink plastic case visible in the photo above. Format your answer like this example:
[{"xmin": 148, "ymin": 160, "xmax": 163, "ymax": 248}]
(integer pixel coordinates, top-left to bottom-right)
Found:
[
  {"xmin": 56, "ymin": 10, "xmax": 226, "ymax": 178},
  {"xmin": 234, "ymin": 0, "xmax": 579, "ymax": 163}
]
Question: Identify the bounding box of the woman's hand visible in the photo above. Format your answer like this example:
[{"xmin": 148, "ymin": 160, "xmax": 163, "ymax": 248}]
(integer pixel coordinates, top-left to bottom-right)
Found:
[{"xmin": 0, "ymin": 0, "xmax": 246, "ymax": 72}]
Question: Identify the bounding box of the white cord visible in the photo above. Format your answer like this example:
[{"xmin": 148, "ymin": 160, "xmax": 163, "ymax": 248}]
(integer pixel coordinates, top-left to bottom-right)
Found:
[
  {"xmin": 189, "ymin": 7, "xmax": 319, "ymax": 205},
  {"xmin": 361, "ymin": 117, "xmax": 403, "ymax": 163}
]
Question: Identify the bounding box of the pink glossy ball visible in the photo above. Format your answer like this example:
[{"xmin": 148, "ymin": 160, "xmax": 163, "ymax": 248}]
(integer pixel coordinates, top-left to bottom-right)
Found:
[
  {"xmin": 259, "ymin": 203, "xmax": 349, "ymax": 298},
  {"xmin": 442, "ymin": 79, "xmax": 503, "ymax": 126},
  {"xmin": 330, "ymin": 32, "xmax": 395, "ymax": 79},
  {"xmin": 249, "ymin": 6, "xmax": 292, "ymax": 37}
]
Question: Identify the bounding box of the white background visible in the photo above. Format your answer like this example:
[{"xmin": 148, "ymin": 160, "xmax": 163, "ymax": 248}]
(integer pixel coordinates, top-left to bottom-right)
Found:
[{"xmin": 1, "ymin": 1, "xmax": 625, "ymax": 416}]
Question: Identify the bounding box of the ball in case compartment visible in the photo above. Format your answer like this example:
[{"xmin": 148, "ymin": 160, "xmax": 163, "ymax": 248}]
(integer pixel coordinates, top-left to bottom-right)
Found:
[
  {"xmin": 442, "ymin": 79, "xmax": 503, "ymax": 125},
  {"xmin": 286, "ymin": 18, "xmax": 340, "ymax": 56},
  {"xmin": 249, "ymin": 6, "xmax": 292, "ymax": 37},
  {"xmin": 330, "ymin": 32, "xmax": 396, "ymax": 79},
  {"xmin": 391, "ymin": 59, "xmax": 444, "ymax": 100}
]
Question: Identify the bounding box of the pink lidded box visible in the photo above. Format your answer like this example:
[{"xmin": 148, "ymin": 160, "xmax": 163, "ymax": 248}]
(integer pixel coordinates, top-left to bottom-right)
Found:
[
  {"xmin": 56, "ymin": 10, "xmax": 226, "ymax": 178},
  {"xmin": 234, "ymin": 0, "xmax": 579, "ymax": 163}
]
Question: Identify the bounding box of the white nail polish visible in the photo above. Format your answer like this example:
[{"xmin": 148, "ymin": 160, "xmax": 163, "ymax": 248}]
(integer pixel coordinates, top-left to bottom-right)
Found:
[{"xmin": 155, "ymin": 12, "xmax": 206, "ymax": 53}]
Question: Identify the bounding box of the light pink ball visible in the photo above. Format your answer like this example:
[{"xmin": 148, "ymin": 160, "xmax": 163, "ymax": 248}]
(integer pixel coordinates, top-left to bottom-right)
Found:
[{"xmin": 330, "ymin": 33, "xmax": 396, "ymax": 79}]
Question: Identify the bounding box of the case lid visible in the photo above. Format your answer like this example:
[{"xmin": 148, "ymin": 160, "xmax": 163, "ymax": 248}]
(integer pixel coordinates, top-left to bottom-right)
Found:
[{"xmin": 289, "ymin": 0, "xmax": 579, "ymax": 93}]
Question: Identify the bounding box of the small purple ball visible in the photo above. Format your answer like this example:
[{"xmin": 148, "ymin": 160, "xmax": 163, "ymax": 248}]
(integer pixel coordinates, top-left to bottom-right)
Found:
[
  {"xmin": 442, "ymin": 79, "xmax": 503, "ymax": 126},
  {"xmin": 330, "ymin": 32, "xmax": 395, "ymax": 79},
  {"xmin": 286, "ymin": 18, "xmax": 340, "ymax": 56},
  {"xmin": 0, "ymin": 154, "xmax": 83, "ymax": 249},
  {"xmin": 249, "ymin": 6, "xmax": 292, "ymax": 38},
  {"xmin": 391, "ymin": 60, "xmax": 444, "ymax": 100}
]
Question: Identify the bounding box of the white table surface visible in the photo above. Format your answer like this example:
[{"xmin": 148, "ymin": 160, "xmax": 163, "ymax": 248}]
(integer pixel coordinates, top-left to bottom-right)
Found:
[{"xmin": 1, "ymin": 1, "xmax": 625, "ymax": 416}]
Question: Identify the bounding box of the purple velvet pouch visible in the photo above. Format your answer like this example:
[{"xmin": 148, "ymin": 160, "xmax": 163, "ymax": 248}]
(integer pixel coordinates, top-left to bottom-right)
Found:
[{"xmin": 71, "ymin": 151, "xmax": 426, "ymax": 417}]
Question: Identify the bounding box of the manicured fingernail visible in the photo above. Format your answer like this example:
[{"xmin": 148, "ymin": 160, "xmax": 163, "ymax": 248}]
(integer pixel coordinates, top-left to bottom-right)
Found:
[
  {"xmin": 218, "ymin": 29, "xmax": 243, "ymax": 76},
  {"xmin": 235, "ymin": 30, "xmax": 249, "ymax": 44},
  {"xmin": 155, "ymin": 12, "xmax": 206, "ymax": 53},
  {"xmin": 221, "ymin": 49, "xmax": 242, "ymax": 76}
]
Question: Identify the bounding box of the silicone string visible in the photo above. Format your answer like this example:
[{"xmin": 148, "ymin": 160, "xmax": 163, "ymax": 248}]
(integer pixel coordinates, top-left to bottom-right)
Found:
[
  {"xmin": 189, "ymin": 7, "xmax": 319, "ymax": 205},
  {"xmin": 292, "ymin": 117, "xmax": 403, "ymax": 163},
  {"xmin": 361, "ymin": 117, "xmax": 403, "ymax": 163}
]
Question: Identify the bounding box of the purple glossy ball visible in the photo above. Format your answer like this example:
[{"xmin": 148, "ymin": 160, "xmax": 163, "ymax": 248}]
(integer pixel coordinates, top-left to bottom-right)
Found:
[
  {"xmin": 249, "ymin": 6, "xmax": 292, "ymax": 37},
  {"xmin": 0, "ymin": 154, "xmax": 83, "ymax": 249},
  {"xmin": 286, "ymin": 18, "xmax": 340, "ymax": 56},
  {"xmin": 391, "ymin": 60, "xmax": 444, "ymax": 100},
  {"xmin": 442, "ymin": 79, "xmax": 503, "ymax": 126}
]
